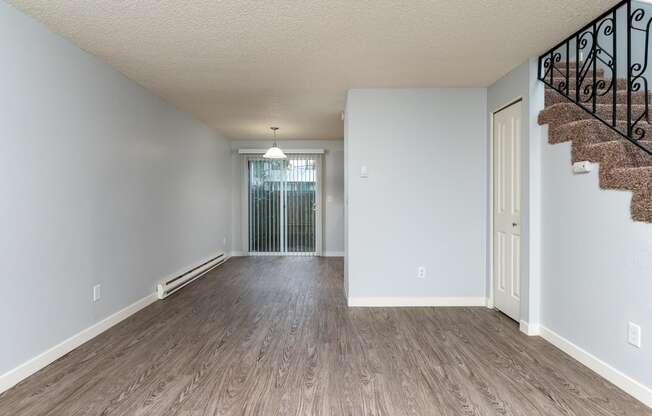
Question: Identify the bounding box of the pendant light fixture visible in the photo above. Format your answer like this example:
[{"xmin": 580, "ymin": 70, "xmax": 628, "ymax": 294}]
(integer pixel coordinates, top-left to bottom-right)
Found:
[{"xmin": 263, "ymin": 127, "xmax": 287, "ymax": 159}]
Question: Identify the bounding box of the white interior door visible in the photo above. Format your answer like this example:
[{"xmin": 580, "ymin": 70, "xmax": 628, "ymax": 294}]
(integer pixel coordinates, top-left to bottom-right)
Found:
[
  {"xmin": 245, "ymin": 154, "xmax": 322, "ymax": 256},
  {"xmin": 493, "ymin": 101, "xmax": 522, "ymax": 321}
]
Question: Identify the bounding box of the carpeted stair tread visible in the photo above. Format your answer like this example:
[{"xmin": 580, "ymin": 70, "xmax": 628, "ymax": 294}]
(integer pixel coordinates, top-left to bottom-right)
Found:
[
  {"xmin": 579, "ymin": 140, "xmax": 652, "ymax": 168},
  {"xmin": 538, "ymin": 103, "xmax": 647, "ymax": 127},
  {"xmin": 555, "ymin": 61, "xmax": 619, "ymax": 76},
  {"xmin": 553, "ymin": 61, "xmax": 579, "ymax": 69},
  {"xmin": 631, "ymin": 190, "xmax": 652, "ymax": 222},
  {"xmin": 545, "ymin": 68, "xmax": 605, "ymax": 77},
  {"xmin": 545, "ymin": 88, "xmax": 649, "ymax": 106},
  {"xmin": 602, "ymin": 167, "xmax": 652, "ymax": 222},
  {"xmin": 546, "ymin": 119, "xmax": 652, "ymax": 145},
  {"xmin": 602, "ymin": 166, "xmax": 652, "ymax": 191},
  {"xmin": 548, "ymin": 77, "xmax": 628, "ymax": 90}
]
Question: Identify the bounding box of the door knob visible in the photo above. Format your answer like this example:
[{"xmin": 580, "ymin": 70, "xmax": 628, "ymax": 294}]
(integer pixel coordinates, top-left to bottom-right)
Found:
[{"xmin": 512, "ymin": 222, "xmax": 518, "ymax": 227}]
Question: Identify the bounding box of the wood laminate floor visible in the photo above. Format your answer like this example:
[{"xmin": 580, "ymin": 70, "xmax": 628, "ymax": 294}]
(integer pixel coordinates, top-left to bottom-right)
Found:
[{"xmin": 1, "ymin": 257, "xmax": 649, "ymax": 415}]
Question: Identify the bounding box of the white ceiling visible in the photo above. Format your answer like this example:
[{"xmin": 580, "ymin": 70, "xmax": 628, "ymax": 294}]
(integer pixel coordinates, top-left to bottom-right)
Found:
[{"xmin": 8, "ymin": 0, "xmax": 617, "ymax": 140}]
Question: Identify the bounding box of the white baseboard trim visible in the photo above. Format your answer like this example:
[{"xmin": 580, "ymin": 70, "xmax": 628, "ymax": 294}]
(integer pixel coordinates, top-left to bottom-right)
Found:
[
  {"xmin": 347, "ymin": 297, "xmax": 488, "ymax": 307},
  {"xmin": 0, "ymin": 292, "xmax": 157, "ymax": 394},
  {"xmin": 519, "ymin": 320, "xmax": 541, "ymax": 336},
  {"xmin": 322, "ymin": 251, "xmax": 344, "ymax": 257},
  {"xmin": 539, "ymin": 325, "xmax": 652, "ymax": 409},
  {"xmin": 229, "ymin": 251, "xmax": 246, "ymax": 257}
]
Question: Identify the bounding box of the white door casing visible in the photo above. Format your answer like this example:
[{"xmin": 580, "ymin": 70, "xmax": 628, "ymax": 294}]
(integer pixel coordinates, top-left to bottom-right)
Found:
[{"xmin": 492, "ymin": 101, "xmax": 522, "ymax": 321}]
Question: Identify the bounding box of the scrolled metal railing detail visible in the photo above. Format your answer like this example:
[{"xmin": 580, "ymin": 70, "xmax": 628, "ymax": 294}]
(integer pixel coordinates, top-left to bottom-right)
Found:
[
  {"xmin": 576, "ymin": 30, "xmax": 595, "ymax": 98},
  {"xmin": 542, "ymin": 52, "xmax": 565, "ymax": 91},
  {"xmin": 593, "ymin": 18, "xmax": 616, "ymax": 99},
  {"xmin": 629, "ymin": 6, "xmax": 652, "ymax": 140},
  {"xmin": 538, "ymin": 0, "xmax": 652, "ymax": 156}
]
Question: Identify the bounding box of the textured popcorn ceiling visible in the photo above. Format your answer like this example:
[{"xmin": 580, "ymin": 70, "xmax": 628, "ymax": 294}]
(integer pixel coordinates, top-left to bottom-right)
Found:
[{"xmin": 8, "ymin": 0, "xmax": 617, "ymax": 139}]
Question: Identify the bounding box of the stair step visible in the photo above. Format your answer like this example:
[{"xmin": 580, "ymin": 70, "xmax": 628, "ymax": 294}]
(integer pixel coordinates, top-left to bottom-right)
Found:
[
  {"xmin": 580, "ymin": 140, "xmax": 652, "ymax": 168},
  {"xmin": 552, "ymin": 61, "xmax": 608, "ymax": 70},
  {"xmin": 554, "ymin": 61, "xmax": 579, "ymax": 69},
  {"xmin": 602, "ymin": 166, "xmax": 652, "ymax": 191},
  {"xmin": 545, "ymin": 89, "xmax": 650, "ymax": 107},
  {"xmin": 631, "ymin": 190, "xmax": 652, "ymax": 222},
  {"xmin": 602, "ymin": 166, "xmax": 652, "ymax": 222},
  {"xmin": 544, "ymin": 67, "xmax": 604, "ymax": 78},
  {"xmin": 549, "ymin": 119, "xmax": 652, "ymax": 146},
  {"xmin": 538, "ymin": 103, "xmax": 650, "ymax": 128},
  {"xmin": 546, "ymin": 77, "xmax": 627, "ymax": 90}
]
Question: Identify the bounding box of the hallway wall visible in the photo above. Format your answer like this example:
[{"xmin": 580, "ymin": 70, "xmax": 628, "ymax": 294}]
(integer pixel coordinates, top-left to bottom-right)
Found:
[{"xmin": 0, "ymin": 1, "xmax": 231, "ymax": 382}]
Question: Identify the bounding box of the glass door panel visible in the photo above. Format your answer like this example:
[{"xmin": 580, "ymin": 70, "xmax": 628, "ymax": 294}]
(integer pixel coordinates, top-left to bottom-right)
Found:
[{"xmin": 247, "ymin": 154, "xmax": 320, "ymax": 256}]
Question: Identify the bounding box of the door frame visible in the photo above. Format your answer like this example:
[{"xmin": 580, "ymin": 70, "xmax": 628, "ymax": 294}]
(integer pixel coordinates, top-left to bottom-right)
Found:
[
  {"xmin": 240, "ymin": 151, "xmax": 324, "ymax": 256},
  {"xmin": 488, "ymin": 97, "xmax": 523, "ymax": 312}
]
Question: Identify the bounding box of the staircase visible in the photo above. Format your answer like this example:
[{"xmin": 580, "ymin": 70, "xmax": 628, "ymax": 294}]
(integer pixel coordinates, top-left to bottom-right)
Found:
[
  {"xmin": 537, "ymin": 1, "xmax": 652, "ymax": 223},
  {"xmin": 539, "ymin": 81, "xmax": 652, "ymax": 222}
]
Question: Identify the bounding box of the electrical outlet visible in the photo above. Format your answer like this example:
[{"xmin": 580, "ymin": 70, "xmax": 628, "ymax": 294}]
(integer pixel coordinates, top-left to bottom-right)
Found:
[
  {"xmin": 93, "ymin": 284, "xmax": 101, "ymax": 302},
  {"xmin": 417, "ymin": 266, "xmax": 426, "ymax": 279},
  {"xmin": 628, "ymin": 322, "xmax": 642, "ymax": 348}
]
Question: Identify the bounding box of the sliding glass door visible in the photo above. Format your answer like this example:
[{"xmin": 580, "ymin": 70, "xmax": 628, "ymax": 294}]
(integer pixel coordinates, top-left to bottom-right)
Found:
[{"xmin": 246, "ymin": 154, "xmax": 322, "ymax": 256}]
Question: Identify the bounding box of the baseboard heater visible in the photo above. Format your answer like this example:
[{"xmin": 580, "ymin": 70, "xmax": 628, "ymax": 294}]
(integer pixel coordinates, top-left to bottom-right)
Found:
[{"xmin": 156, "ymin": 252, "xmax": 226, "ymax": 299}]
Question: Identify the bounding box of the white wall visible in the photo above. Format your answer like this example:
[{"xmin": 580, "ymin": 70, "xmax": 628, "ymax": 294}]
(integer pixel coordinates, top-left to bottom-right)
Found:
[
  {"xmin": 345, "ymin": 89, "xmax": 487, "ymax": 303},
  {"xmin": 541, "ymin": 141, "xmax": 652, "ymax": 391},
  {"xmin": 230, "ymin": 140, "xmax": 344, "ymax": 256},
  {"xmin": 0, "ymin": 2, "xmax": 231, "ymax": 377}
]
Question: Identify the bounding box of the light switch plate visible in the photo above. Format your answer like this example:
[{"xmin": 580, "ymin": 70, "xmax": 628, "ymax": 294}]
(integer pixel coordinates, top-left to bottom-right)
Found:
[
  {"xmin": 93, "ymin": 284, "xmax": 101, "ymax": 302},
  {"xmin": 628, "ymin": 322, "xmax": 642, "ymax": 348},
  {"xmin": 572, "ymin": 161, "xmax": 593, "ymax": 174}
]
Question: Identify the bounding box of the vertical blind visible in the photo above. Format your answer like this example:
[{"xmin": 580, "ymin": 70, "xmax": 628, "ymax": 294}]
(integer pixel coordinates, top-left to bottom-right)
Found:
[{"xmin": 247, "ymin": 153, "xmax": 320, "ymax": 255}]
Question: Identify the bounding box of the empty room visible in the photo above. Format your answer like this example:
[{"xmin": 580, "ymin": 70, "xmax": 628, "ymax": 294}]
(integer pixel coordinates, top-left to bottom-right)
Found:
[{"xmin": 1, "ymin": 0, "xmax": 652, "ymax": 415}]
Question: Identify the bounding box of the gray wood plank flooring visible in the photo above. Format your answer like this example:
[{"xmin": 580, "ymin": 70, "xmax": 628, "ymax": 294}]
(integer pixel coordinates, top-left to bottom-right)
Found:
[{"xmin": 0, "ymin": 256, "xmax": 649, "ymax": 415}]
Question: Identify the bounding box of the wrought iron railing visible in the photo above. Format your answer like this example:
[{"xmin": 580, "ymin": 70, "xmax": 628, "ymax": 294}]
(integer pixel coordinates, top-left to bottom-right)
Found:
[{"xmin": 538, "ymin": 0, "xmax": 652, "ymax": 156}]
